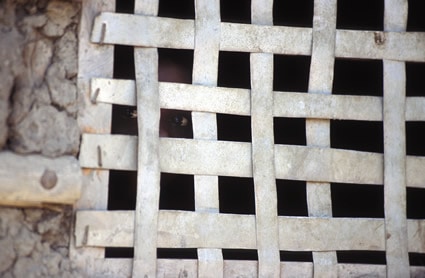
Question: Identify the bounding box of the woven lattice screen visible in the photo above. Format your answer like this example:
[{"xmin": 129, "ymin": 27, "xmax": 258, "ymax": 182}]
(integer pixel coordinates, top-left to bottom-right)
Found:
[{"xmin": 74, "ymin": 0, "xmax": 425, "ymax": 276}]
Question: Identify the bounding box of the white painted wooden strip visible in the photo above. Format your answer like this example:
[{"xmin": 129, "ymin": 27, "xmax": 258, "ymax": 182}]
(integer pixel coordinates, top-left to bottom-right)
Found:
[
  {"xmin": 335, "ymin": 30, "xmax": 425, "ymax": 62},
  {"xmin": 192, "ymin": 0, "xmax": 223, "ymax": 276},
  {"xmin": 75, "ymin": 210, "xmax": 425, "ymax": 253},
  {"xmin": 132, "ymin": 38, "xmax": 161, "ymax": 277},
  {"xmin": 406, "ymin": 97, "xmax": 425, "ymax": 121},
  {"xmin": 406, "ymin": 156, "xmax": 425, "ymax": 189},
  {"xmin": 0, "ymin": 151, "xmax": 81, "ymax": 206}
]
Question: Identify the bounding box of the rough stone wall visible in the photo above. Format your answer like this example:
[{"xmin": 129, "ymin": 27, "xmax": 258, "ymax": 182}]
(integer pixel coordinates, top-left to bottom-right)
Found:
[{"xmin": 0, "ymin": 0, "xmax": 82, "ymax": 276}]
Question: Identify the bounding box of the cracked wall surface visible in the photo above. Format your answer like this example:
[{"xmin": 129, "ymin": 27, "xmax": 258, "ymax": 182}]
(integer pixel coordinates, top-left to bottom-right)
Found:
[{"xmin": 0, "ymin": 0, "xmax": 82, "ymax": 276}]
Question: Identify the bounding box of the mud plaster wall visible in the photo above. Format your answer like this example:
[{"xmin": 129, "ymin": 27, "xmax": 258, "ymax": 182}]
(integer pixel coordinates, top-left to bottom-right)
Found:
[{"xmin": 0, "ymin": 0, "xmax": 82, "ymax": 276}]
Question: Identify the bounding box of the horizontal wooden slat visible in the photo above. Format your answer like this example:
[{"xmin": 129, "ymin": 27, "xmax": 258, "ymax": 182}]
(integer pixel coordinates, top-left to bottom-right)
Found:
[
  {"xmin": 75, "ymin": 210, "xmax": 425, "ymax": 253},
  {"xmin": 91, "ymin": 13, "xmax": 425, "ymax": 62},
  {"xmin": 0, "ymin": 151, "xmax": 81, "ymax": 207},
  {"xmin": 91, "ymin": 78, "xmax": 423, "ymax": 121},
  {"xmin": 79, "ymin": 134, "xmax": 425, "ymax": 187}
]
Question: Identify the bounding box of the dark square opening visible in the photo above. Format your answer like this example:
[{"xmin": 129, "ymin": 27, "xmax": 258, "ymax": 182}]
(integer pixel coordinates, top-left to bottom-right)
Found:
[
  {"xmin": 331, "ymin": 120, "xmax": 383, "ymax": 153},
  {"xmin": 114, "ymin": 44, "xmax": 135, "ymax": 79},
  {"xmin": 108, "ymin": 170, "xmax": 137, "ymax": 210},
  {"xmin": 219, "ymin": 176, "xmax": 255, "ymax": 215},
  {"xmin": 220, "ymin": 0, "xmax": 251, "ymax": 24},
  {"xmin": 218, "ymin": 51, "xmax": 251, "ymax": 89},
  {"xmin": 273, "ymin": 0, "xmax": 313, "ymax": 27},
  {"xmin": 158, "ymin": 0, "xmax": 195, "ymax": 19},
  {"xmin": 157, "ymin": 248, "xmax": 198, "ymax": 259},
  {"xmin": 407, "ymin": 0, "xmax": 425, "ymax": 32},
  {"xmin": 274, "ymin": 118, "xmax": 306, "ymax": 145},
  {"xmin": 336, "ymin": 0, "xmax": 384, "ymax": 31},
  {"xmin": 406, "ymin": 62, "xmax": 425, "ymax": 97},
  {"xmin": 407, "ymin": 187, "xmax": 425, "ymax": 219},
  {"xmin": 280, "ymin": 251, "xmax": 313, "ymax": 262},
  {"xmin": 160, "ymin": 109, "xmax": 193, "ymax": 138},
  {"xmin": 276, "ymin": 179, "xmax": 308, "ymax": 216},
  {"xmin": 331, "ymin": 183, "xmax": 384, "ymax": 218},
  {"xmin": 274, "ymin": 55, "xmax": 311, "ymax": 92},
  {"xmin": 217, "ymin": 114, "xmax": 251, "ymax": 142},
  {"xmin": 337, "ymin": 251, "xmax": 386, "ymax": 264},
  {"xmin": 333, "ymin": 58, "xmax": 383, "ymax": 96},
  {"xmin": 406, "ymin": 122, "xmax": 425, "ymax": 156},
  {"xmin": 111, "ymin": 104, "xmax": 138, "ymax": 136},
  {"xmin": 116, "ymin": 0, "xmax": 134, "ymax": 14},
  {"xmin": 222, "ymin": 249, "xmax": 258, "ymax": 260},
  {"xmin": 159, "ymin": 173, "xmax": 194, "ymax": 211},
  {"xmin": 105, "ymin": 247, "xmax": 134, "ymax": 258},
  {"xmin": 409, "ymin": 252, "xmax": 425, "ymax": 266},
  {"xmin": 158, "ymin": 48, "xmax": 193, "ymax": 84}
]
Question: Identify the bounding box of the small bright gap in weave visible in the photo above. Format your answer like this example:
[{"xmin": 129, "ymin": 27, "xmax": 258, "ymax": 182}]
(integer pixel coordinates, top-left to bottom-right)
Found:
[
  {"xmin": 276, "ymin": 179, "xmax": 308, "ymax": 216},
  {"xmin": 273, "ymin": 118, "xmax": 306, "ymax": 146},
  {"xmin": 406, "ymin": 62, "xmax": 425, "ymax": 96},
  {"xmin": 217, "ymin": 114, "xmax": 251, "ymax": 142},
  {"xmin": 108, "ymin": 170, "xmax": 137, "ymax": 210},
  {"xmin": 330, "ymin": 120, "xmax": 383, "ymax": 153},
  {"xmin": 336, "ymin": 0, "xmax": 384, "ymax": 31},
  {"xmin": 159, "ymin": 173, "xmax": 195, "ymax": 211},
  {"xmin": 105, "ymin": 247, "xmax": 134, "ymax": 258},
  {"xmin": 406, "ymin": 122, "xmax": 425, "ymax": 156},
  {"xmin": 222, "ymin": 249, "xmax": 258, "ymax": 261},
  {"xmin": 158, "ymin": 0, "xmax": 195, "ymax": 19},
  {"xmin": 273, "ymin": 0, "xmax": 313, "ymax": 27},
  {"xmin": 218, "ymin": 51, "xmax": 251, "ymax": 89},
  {"xmin": 220, "ymin": 0, "xmax": 251, "ymax": 24},
  {"xmin": 280, "ymin": 251, "xmax": 313, "ymax": 262},
  {"xmin": 157, "ymin": 248, "xmax": 198, "ymax": 259},
  {"xmin": 331, "ymin": 183, "xmax": 384, "ymax": 218},
  {"xmin": 407, "ymin": 187, "xmax": 425, "ymax": 219},
  {"xmin": 274, "ymin": 55, "xmax": 311, "ymax": 92},
  {"xmin": 219, "ymin": 176, "xmax": 256, "ymax": 215},
  {"xmin": 336, "ymin": 251, "xmax": 386, "ymax": 265},
  {"xmin": 409, "ymin": 253, "xmax": 425, "ymax": 266},
  {"xmin": 116, "ymin": 0, "xmax": 134, "ymax": 14},
  {"xmin": 407, "ymin": 0, "xmax": 425, "ymax": 31},
  {"xmin": 333, "ymin": 58, "xmax": 383, "ymax": 97}
]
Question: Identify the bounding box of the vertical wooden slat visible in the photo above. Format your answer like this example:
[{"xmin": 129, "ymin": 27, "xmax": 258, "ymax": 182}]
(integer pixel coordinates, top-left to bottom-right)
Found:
[
  {"xmin": 251, "ymin": 1, "xmax": 280, "ymax": 276},
  {"xmin": 383, "ymin": 2, "xmax": 409, "ymax": 276},
  {"xmin": 133, "ymin": 1, "xmax": 160, "ymax": 277},
  {"xmin": 306, "ymin": 0, "xmax": 338, "ymax": 277},
  {"xmin": 192, "ymin": 0, "xmax": 223, "ymax": 276},
  {"xmin": 71, "ymin": 0, "xmax": 114, "ymax": 273}
]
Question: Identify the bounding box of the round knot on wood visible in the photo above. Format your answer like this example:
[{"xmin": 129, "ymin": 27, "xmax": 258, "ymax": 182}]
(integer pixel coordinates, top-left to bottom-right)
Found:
[{"xmin": 40, "ymin": 169, "xmax": 58, "ymax": 190}]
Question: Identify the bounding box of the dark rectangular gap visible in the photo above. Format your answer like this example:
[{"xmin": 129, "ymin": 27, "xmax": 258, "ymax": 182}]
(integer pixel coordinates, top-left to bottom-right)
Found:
[
  {"xmin": 273, "ymin": 0, "xmax": 313, "ymax": 27},
  {"xmin": 333, "ymin": 58, "xmax": 383, "ymax": 97},
  {"xmin": 337, "ymin": 251, "xmax": 386, "ymax": 265},
  {"xmin": 407, "ymin": 0, "xmax": 425, "ymax": 32},
  {"xmin": 111, "ymin": 104, "xmax": 138, "ymax": 136},
  {"xmin": 274, "ymin": 118, "xmax": 306, "ymax": 146},
  {"xmin": 159, "ymin": 173, "xmax": 195, "ymax": 211},
  {"xmin": 406, "ymin": 62, "xmax": 425, "ymax": 96},
  {"xmin": 218, "ymin": 51, "xmax": 251, "ymax": 89},
  {"xmin": 157, "ymin": 248, "xmax": 198, "ymax": 259},
  {"xmin": 330, "ymin": 120, "xmax": 383, "ymax": 153},
  {"xmin": 105, "ymin": 247, "xmax": 134, "ymax": 258},
  {"xmin": 219, "ymin": 176, "xmax": 256, "ymax": 215},
  {"xmin": 222, "ymin": 249, "xmax": 258, "ymax": 260},
  {"xmin": 276, "ymin": 179, "xmax": 308, "ymax": 216},
  {"xmin": 406, "ymin": 122, "xmax": 425, "ymax": 156},
  {"xmin": 273, "ymin": 55, "xmax": 311, "ymax": 92},
  {"xmin": 336, "ymin": 0, "xmax": 384, "ymax": 31},
  {"xmin": 407, "ymin": 187, "xmax": 425, "ymax": 219},
  {"xmin": 280, "ymin": 251, "xmax": 313, "ymax": 262},
  {"xmin": 116, "ymin": 0, "xmax": 134, "ymax": 14},
  {"xmin": 158, "ymin": 0, "xmax": 195, "ymax": 19},
  {"xmin": 220, "ymin": 0, "xmax": 251, "ymax": 24},
  {"xmin": 409, "ymin": 252, "xmax": 425, "ymax": 266},
  {"xmin": 217, "ymin": 114, "xmax": 251, "ymax": 142},
  {"xmin": 331, "ymin": 183, "xmax": 384, "ymax": 218},
  {"xmin": 160, "ymin": 109, "xmax": 193, "ymax": 138},
  {"xmin": 158, "ymin": 48, "xmax": 193, "ymax": 84},
  {"xmin": 113, "ymin": 45, "xmax": 135, "ymax": 79},
  {"xmin": 108, "ymin": 170, "xmax": 137, "ymax": 210}
]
